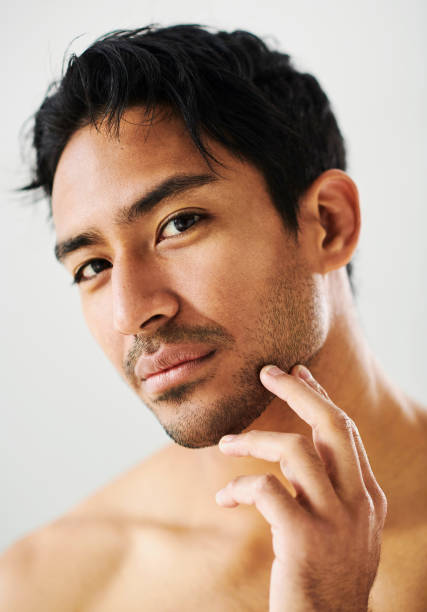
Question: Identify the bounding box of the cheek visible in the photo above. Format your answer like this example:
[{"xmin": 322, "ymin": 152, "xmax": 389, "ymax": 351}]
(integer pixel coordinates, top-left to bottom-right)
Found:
[
  {"xmin": 170, "ymin": 233, "xmax": 286, "ymax": 325},
  {"xmin": 77, "ymin": 225, "xmax": 291, "ymax": 367}
]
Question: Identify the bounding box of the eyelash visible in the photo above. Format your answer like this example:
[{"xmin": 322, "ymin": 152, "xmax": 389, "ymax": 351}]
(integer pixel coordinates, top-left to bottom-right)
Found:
[{"xmin": 71, "ymin": 211, "xmax": 205, "ymax": 285}]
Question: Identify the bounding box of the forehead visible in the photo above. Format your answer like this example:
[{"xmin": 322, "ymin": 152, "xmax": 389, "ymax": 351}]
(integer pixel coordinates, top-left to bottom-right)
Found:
[
  {"xmin": 52, "ymin": 108, "xmax": 205, "ymax": 225},
  {"xmin": 51, "ymin": 107, "xmax": 271, "ymax": 240}
]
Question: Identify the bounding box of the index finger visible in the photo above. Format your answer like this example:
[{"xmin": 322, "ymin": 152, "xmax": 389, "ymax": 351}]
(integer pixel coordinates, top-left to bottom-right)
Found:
[
  {"xmin": 260, "ymin": 364, "xmax": 368, "ymax": 507},
  {"xmin": 260, "ymin": 365, "xmax": 340, "ymax": 428}
]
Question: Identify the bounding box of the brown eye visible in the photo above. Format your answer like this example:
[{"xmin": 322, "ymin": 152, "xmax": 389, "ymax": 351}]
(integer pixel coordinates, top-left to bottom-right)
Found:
[
  {"xmin": 73, "ymin": 259, "xmax": 111, "ymax": 285},
  {"xmin": 159, "ymin": 213, "xmax": 202, "ymax": 241}
]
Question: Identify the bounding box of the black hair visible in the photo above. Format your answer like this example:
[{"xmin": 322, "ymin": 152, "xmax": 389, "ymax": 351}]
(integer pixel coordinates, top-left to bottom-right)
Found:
[{"xmin": 21, "ymin": 23, "xmax": 355, "ymax": 292}]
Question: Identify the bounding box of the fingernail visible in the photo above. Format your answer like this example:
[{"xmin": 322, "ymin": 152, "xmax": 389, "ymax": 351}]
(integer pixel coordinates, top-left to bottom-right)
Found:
[
  {"xmin": 262, "ymin": 365, "xmax": 284, "ymax": 377},
  {"xmin": 215, "ymin": 487, "xmax": 225, "ymax": 498},
  {"xmin": 215, "ymin": 488, "xmax": 227, "ymax": 504},
  {"xmin": 296, "ymin": 365, "xmax": 314, "ymax": 382},
  {"xmin": 220, "ymin": 435, "xmax": 236, "ymax": 444}
]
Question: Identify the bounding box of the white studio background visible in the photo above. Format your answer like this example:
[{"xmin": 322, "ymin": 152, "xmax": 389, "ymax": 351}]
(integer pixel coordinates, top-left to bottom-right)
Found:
[{"xmin": 1, "ymin": 0, "xmax": 426, "ymax": 552}]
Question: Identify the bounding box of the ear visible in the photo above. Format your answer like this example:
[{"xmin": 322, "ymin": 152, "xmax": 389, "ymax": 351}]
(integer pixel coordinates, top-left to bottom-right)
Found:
[{"xmin": 298, "ymin": 169, "xmax": 361, "ymax": 274}]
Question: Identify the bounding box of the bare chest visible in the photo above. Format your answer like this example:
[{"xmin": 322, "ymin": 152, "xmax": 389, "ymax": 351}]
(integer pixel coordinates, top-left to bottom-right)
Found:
[
  {"xmin": 86, "ymin": 524, "xmax": 271, "ymax": 612},
  {"xmin": 86, "ymin": 525, "xmax": 427, "ymax": 612}
]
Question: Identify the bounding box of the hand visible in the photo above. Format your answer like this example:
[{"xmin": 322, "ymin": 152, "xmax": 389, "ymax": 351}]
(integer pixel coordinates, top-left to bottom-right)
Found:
[{"xmin": 215, "ymin": 364, "xmax": 387, "ymax": 612}]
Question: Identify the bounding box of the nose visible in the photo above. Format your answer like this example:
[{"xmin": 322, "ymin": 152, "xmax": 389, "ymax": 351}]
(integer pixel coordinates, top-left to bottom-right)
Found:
[{"xmin": 111, "ymin": 256, "xmax": 180, "ymax": 336}]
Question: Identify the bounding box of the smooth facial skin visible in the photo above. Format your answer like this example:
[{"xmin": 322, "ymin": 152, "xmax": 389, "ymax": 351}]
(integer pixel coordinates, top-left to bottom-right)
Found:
[{"xmin": 52, "ymin": 107, "xmax": 346, "ymax": 449}]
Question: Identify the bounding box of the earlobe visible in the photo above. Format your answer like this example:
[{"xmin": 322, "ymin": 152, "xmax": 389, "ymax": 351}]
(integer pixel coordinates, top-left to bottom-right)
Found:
[{"xmin": 309, "ymin": 170, "xmax": 361, "ymax": 273}]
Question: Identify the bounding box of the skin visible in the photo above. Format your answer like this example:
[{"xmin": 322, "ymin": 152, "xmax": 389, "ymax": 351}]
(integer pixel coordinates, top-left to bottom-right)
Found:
[
  {"xmin": 216, "ymin": 364, "xmax": 387, "ymax": 611},
  {"xmin": 1, "ymin": 106, "xmax": 427, "ymax": 611},
  {"xmin": 53, "ymin": 108, "xmax": 331, "ymax": 450}
]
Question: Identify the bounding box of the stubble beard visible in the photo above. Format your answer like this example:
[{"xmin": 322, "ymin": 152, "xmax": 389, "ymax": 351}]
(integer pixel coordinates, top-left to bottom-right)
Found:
[{"xmin": 139, "ymin": 264, "xmax": 328, "ymax": 449}]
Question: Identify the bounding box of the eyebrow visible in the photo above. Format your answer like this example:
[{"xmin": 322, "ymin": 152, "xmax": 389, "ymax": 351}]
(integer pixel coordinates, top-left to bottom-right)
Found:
[{"xmin": 54, "ymin": 172, "xmax": 218, "ymax": 263}]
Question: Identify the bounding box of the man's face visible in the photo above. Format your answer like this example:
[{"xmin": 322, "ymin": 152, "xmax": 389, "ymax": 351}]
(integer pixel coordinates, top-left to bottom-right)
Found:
[{"xmin": 52, "ymin": 107, "xmax": 328, "ymax": 449}]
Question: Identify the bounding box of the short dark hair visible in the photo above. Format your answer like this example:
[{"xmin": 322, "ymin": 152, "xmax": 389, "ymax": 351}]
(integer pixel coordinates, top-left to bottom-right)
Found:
[{"xmin": 22, "ymin": 24, "xmax": 355, "ymax": 292}]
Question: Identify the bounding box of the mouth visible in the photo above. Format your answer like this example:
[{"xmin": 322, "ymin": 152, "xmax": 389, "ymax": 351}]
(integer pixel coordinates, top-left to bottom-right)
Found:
[{"xmin": 141, "ymin": 350, "xmax": 216, "ymax": 394}]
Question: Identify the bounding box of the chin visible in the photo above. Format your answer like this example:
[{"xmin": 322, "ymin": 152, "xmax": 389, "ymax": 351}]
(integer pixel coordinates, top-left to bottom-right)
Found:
[{"xmin": 154, "ymin": 384, "xmax": 276, "ymax": 449}]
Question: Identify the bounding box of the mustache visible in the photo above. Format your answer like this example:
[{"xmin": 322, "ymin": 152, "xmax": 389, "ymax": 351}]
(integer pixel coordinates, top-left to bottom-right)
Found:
[{"xmin": 123, "ymin": 323, "xmax": 235, "ymax": 381}]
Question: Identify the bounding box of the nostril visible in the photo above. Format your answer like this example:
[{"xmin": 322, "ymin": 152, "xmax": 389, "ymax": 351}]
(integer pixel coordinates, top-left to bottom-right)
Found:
[{"xmin": 141, "ymin": 314, "xmax": 163, "ymax": 329}]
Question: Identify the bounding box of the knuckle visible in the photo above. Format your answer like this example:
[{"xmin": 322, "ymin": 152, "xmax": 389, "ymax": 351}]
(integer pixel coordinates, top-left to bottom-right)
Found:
[
  {"xmin": 347, "ymin": 416, "xmax": 358, "ymax": 432},
  {"xmin": 376, "ymin": 487, "xmax": 388, "ymax": 519},
  {"xmin": 317, "ymin": 384, "xmax": 330, "ymax": 400},
  {"xmin": 289, "ymin": 433, "xmax": 311, "ymax": 452},
  {"xmin": 287, "ymin": 434, "xmax": 319, "ymax": 467},
  {"xmin": 353, "ymin": 489, "xmax": 375, "ymax": 520},
  {"xmin": 227, "ymin": 476, "xmax": 242, "ymax": 492},
  {"xmin": 341, "ymin": 414, "xmax": 355, "ymax": 433},
  {"xmin": 245, "ymin": 429, "xmax": 259, "ymax": 442},
  {"xmin": 254, "ymin": 472, "xmax": 278, "ymax": 494},
  {"xmin": 324, "ymin": 411, "xmax": 353, "ymax": 434}
]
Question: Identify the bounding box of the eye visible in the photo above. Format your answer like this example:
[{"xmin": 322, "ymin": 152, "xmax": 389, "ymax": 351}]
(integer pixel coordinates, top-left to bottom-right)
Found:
[
  {"xmin": 72, "ymin": 212, "xmax": 204, "ymax": 285},
  {"xmin": 158, "ymin": 212, "xmax": 203, "ymax": 241},
  {"xmin": 72, "ymin": 258, "xmax": 112, "ymax": 285}
]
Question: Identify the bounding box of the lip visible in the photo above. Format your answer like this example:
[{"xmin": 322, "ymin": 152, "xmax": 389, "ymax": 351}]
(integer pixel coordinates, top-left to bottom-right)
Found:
[{"xmin": 134, "ymin": 345, "xmax": 216, "ymax": 394}]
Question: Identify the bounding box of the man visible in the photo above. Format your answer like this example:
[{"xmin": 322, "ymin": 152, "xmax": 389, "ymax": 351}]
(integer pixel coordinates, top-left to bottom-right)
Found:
[{"xmin": 1, "ymin": 24, "xmax": 426, "ymax": 611}]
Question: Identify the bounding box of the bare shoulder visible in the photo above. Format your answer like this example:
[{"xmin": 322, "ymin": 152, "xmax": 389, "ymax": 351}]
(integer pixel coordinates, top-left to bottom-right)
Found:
[
  {"xmin": 0, "ymin": 443, "xmax": 178, "ymax": 612},
  {"xmin": 0, "ymin": 512, "xmax": 130, "ymax": 611}
]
